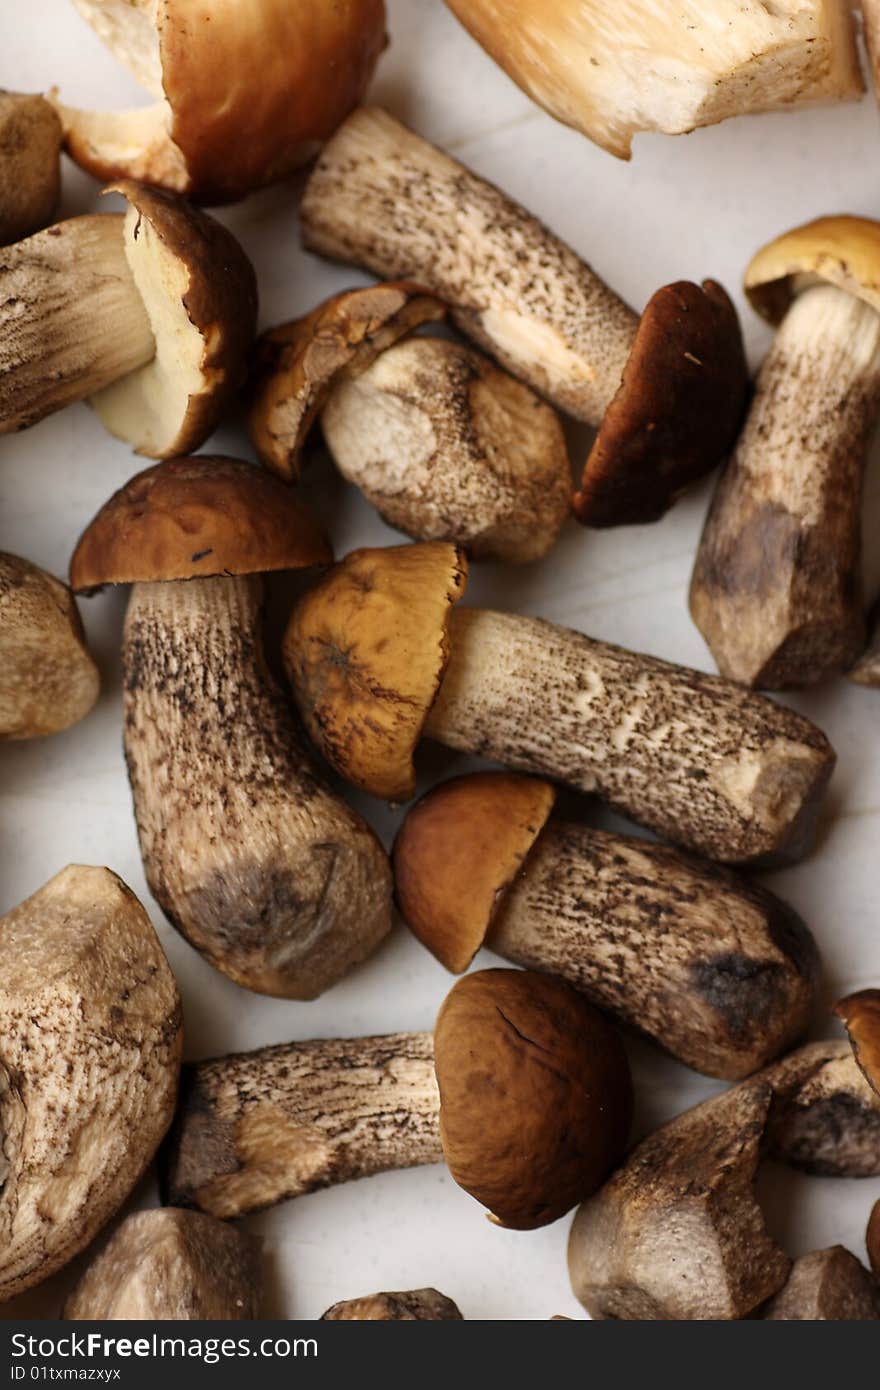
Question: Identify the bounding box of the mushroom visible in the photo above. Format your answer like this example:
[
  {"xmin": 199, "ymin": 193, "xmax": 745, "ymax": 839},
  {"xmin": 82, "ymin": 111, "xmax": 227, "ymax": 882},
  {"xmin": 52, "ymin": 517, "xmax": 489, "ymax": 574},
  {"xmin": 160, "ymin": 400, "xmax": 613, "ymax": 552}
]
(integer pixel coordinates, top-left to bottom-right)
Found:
[
  {"xmin": 70, "ymin": 456, "xmax": 392, "ymax": 999},
  {"xmin": 299, "ymin": 108, "xmax": 748, "ymax": 528},
  {"xmin": 0, "ymin": 179, "xmax": 256, "ymax": 455},
  {"xmin": 321, "ymin": 1289, "xmax": 463, "ymax": 1320},
  {"xmin": 868, "ymin": 1200, "xmax": 880, "ymax": 1276},
  {"xmin": 63, "ymin": 1209, "xmax": 262, "ymax": 1320},
  {"xmin": 393, "ymin": 772, "xmax": 820, "ymax": 1079},
  {"xmin": 161, "ymin": 967, "xmax": 632, "ymax": 1230},
  {"xmin": 691, "ymin": 217, "xmax": 880, "ymax": 688},
  {"xmin": 764, "ymin": 1040, "xmax": 880, "ymax": 1177},
  {"xmin": 833, "ymin": 989, "xmax": 880, "ymax": 1097},
  {"xmin": 762, "ymin": 1247, "xmax": 879, "ymax": 1320},
  {"xmin": 443, "ymin": 2, "xmax": 862, "ymax": 160},
  {"xmin": 849, "ymin": 604, "xmax": 880, "ymax": 686},
  {"xmin": 54, "ymin": 0, "xmax": 388, "ymax": 203},
  {"xmin": 0, "ymin": 552, "xmax": 99, "ymax": 738},
  {"xmin": 0, "ymin": 91, "xmax": 61, "ymax": 245},
  {"xmin": 283, "ymin": 541, "xmax": 835, "ymax": 866},
  {"xmin": 0, "ymin": 865, "xmax": 182, "ymax": 1301}
]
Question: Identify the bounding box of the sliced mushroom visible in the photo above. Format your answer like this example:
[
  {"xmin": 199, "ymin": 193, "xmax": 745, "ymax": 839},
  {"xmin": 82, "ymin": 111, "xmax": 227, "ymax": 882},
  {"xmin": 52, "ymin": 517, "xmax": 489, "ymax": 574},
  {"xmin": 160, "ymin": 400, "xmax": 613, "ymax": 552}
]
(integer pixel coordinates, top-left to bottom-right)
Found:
[
  {"xmin": 762, "ymin": 1247, "xmax": 879, "ymax": 1320},
  {"xmin": 63, "ymin": 1209, "xmax": 262, "ymax": 1320},
  {"xmin": 764, "ymin": 1040, "xmax": 880, "ymax": 1176},
  {"xmin": 0, "ymin": 866, "xmax": 182, "ymax": 1301},
  {"xmin": 300, "ymin": 108, "xmax": 748, "ymax": 527},
  {"xmin": 868, "ymin": 1200, "xmax": 880, "ymax": 1276},
  {"xmin": 54, "ymin": 0, "xmax": 387, "ymax": 203},
  {"xmin": 1, "ymin": 180, "xmax": 256, "ymax": 455},
  {"xmin": 691, "ymin": 218, "xmax": 880, "ymax": 688},
  {"xmin": 393, "ymin": 772, "xmax": 820, "ymax": 1079},
  {"xmin": 0, "ymin": 552, "xmax": 99, "ymax": 738},
  {"xmin": 443, "ymin": 1, "xmax": 862, "ymax": 159},
  {"xmin": 70, "ymin": 457, "xmax": 392, "ymax": 999},
  {"xmin": 834, "ymin": 989, "xmax": 880, "ymax": 1097},
  {"xmin": 284, "ymin": 542, "xmax": 835, "ymax": 865},
  {"xmin": 849, "ymin": 603, "xmax": 880, "ymax": 685},
  {"xmin": 321, "ymin": 1289, "xmax": 463, "ymax": 1320},
  {"xmin": 0, "ymin": 92, "xmax": 62, "ymax": 245}
]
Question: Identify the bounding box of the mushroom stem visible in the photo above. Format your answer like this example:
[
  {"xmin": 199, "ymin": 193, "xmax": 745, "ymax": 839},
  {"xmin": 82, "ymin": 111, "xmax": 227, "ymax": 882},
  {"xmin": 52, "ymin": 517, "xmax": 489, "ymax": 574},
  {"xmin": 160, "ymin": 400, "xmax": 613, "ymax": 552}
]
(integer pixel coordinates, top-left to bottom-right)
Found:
[
  {"xmin": 162, "ymin": 1032, "xmax": 441, "ymax": 1219},
  {"xmin": 0, "ymin": 215, "xmax": 155, "ymax": 433},
  {"xmin": 691, "ymin": 283, "xmax": 880, "ymax": 687},
  {"xmin": 764, "ymin": 1040, "xmax": 880, "ymax": 1176},
  {"xmin": 762, "ymin": 1248, "xmax": 879, "ymax": 1320},
  {"xmin": 123, "ymin": 574, "xmax": 392, "ymax": 998},
  {"xmin": 422, "ymin": 606, "xmax": 835, "ymax": 864},
  {"xmin": 487, "ymin": 819, "xmax": 819, "ymax": 1078}
]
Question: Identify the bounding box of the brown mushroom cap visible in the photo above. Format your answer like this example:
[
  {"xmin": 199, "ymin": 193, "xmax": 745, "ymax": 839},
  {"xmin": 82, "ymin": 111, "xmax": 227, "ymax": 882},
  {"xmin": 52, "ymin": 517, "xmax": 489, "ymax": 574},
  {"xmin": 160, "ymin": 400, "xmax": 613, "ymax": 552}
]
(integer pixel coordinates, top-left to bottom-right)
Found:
[
  {"xmin": 249, "ymin": 282, "xmax": 447, "ymax": 480},
  {"xmin": 434, "ymin": 967, "xmax": 633, "ymax": 1230},
  {"xmin": 0, "ymin": 92, "xmax": 62, "ymax": 246},
  {"xmin": 868, "ymin": 1199, "xmax": 880, "ymax": 1276},
  {"xmin": 834, "ymin": 989, "xmax": 880, "ymax": 1098},
  {"xmin": 69, "ymin": 456, "xmax": 332, "ymax": 591},
  {"xmin": 572, "ymin": 280, "xmax": 748, "ymax": 527},
  {"xmin": 321, "ymin": 1289, "xmax": 463, "ymax": 1320},
  {"xmin": 282, "ymin": 541, "xmax": 468, "ymax": 800},
  {"xmin": 393, "ymin": 772, "xmax": 556, "ymax": 971},
  {"xmin": 745, "ymin": 216, "xmax": 880, "ymax": 324}
]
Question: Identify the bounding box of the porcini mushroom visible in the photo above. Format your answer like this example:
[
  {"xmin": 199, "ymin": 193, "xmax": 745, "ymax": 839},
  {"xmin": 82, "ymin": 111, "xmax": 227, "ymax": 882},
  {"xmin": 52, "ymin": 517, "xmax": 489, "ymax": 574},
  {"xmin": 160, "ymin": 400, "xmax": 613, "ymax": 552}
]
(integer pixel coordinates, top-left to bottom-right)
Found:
[
  {"xmin": 300, "ymin": 108, "xmax": 748, "ymax": 527},
  {"xmin": 691, "ymin": 217, "xmax": 880, "ymax": 688},
  {"xmin": 63, "ymin": 1209, "xmax": 262, "ymax": 1320},
  {"xmin": 283, "ymin": 541, "xmax": 835, "ymax": 865},
  {"xmin": 162, "ymin": 968, "xmax": 632, "ymax": 1230},
  {"xmin": 0, "ymin": 91, "xmax": 61, "ymax": 245},
  {"xmin": 0, "ymin": 180, "xmax": 256, "ymax": 455},
  {"xmin": 70, "ymin": 456, "xmax": 393, "ymax": 999},
  {"xmin": 849, "ymin": 604, "xmax": 880, "ymax": 686},
  {"xmin": 393, "ymin": 772, "xmax": 820, "ymax": 1079},
  {"xmin": 321, "ymin": 1289, "xmax": 463, "ymax": 1320},
  {"xmin": 0, "ymin": 865, "xmax": 182, "ymax": 1301},
  {"xmin": 0, "ymin": 552, "xmax": 99, "ymax": 738},
  {"xmin": 54, "ymin": 0, "xmax": 388, "ymax": 203},
  {"xmin": 764, "ymin": 1040, "xmax": 880, "ymax": 1177},
  {"xmin": 833, "ymin": 989, "xmax": 880, "ymax": 1097},
  {"xmin": 762, "ymin": 1247, "xmax": 879, "ymax": 1320},
  {"xmin": 443, "ymin": 1, "xmax": 862, "ymax": 159},
  {"xmin": 868, "ymin": 1200, "xmax": 880, "ymax": 1276}
]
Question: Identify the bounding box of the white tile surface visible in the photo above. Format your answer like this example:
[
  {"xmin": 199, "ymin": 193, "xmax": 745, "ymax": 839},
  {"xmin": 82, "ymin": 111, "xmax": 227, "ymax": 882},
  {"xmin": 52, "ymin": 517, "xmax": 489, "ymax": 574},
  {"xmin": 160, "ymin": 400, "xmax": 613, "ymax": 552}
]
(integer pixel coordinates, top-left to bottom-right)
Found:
[{"xmin": 2, "ymin": 0, "xmax": 879, "ymax": 1321}]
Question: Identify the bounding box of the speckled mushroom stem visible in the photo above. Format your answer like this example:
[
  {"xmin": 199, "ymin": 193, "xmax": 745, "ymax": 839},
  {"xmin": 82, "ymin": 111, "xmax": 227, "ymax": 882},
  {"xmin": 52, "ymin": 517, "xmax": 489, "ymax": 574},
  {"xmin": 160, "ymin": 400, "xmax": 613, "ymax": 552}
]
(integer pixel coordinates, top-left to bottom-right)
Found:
[
  {"xmin": 691, "ymin": 284, "xmax": 880, "ymax": 688},
  {"xmin": 488, "ymin": 820, "xmax": 819, "ymax": 1078},
  {"xmin": 300, "ymin": 107, "xmax": 638, "ymax": 424},
  {"xmin": 764, "ymin": 1039, "xmax": 880, "ymax": 1176},
  {"xmin": 0, "ymin": 215, "xmax": 154, "ymax": 433},
  {"xmin": 123, "ymin": 574, "xmax": 392, "ymax": 999},
  {"xmin": 423, "ymin": 607, "xmax": 835, "ymax": 865},
  {"xmin": 162, "ymin": 1032, "xmax": 441, "ymax": 1219}
]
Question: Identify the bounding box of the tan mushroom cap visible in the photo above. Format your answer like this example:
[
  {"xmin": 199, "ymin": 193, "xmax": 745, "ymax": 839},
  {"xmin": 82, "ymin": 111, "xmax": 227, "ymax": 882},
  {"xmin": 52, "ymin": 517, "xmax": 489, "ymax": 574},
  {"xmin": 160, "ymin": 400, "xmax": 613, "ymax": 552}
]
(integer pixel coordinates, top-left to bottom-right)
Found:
[
  {"xmin": 834, "ymin": 989, "xmax": 880, "ymax": 1098},
  {"xmin": 434, "ymin": 968, "xmax": 633, "ymax": 1230},
  {"xmin": 573, "ymin": 280, "xmax": 748, "ymax": 526},
  {"xmin": 249, "ymin": 282, "xmax": 447, "ymax": 480},
  {"xmin": 393, "ymin": 772, "xmax": 556, "ymax": 972},
  {"xmin": 0, "ymin": 92, "xmax": 61, "ymax": 246},
  {"xmin": 69, "ymin": 457, "xmax": 332, "ymax": 592},
  {"xmin": 868, "ymin": 1200, "xmax": 880, "ymax": 1276},
  {"xmin": 321, "ymin": 1289, "xmax": 463, "ymax": 1320},
  {"xmin": 283, "ymin": 541, "xmax": 468, "ymax": 801},
  {"xmin": 745, "ymin": 216, "xmax": 880, "ymax": 325}
]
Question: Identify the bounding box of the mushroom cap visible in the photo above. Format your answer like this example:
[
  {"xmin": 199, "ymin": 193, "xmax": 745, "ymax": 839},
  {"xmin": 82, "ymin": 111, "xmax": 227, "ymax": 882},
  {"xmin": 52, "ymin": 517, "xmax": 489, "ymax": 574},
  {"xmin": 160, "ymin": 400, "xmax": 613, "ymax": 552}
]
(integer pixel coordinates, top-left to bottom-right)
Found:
[
  {"xmin": 91, "ymin": 180, "xmax": 257, "ymax": 459},
  {"xmin": 834, "ymin": 989, "xmax": 880, "ymax": 1098},
  {"xmin": 0, "ymin": 91, "xmax": 61, "ymax": 245},
  {"xmin": 321, "ymin": 1289, "xmax": 463, "ymax": 1320},
  {"xmin": 745, "ymin": 216, "xmax": 880, "ymax": 324},
  {"xmin": 868, "ymin": 1199, "xmax": 880, "ymax": 1277},
  {"xmin": 249, "ymin": 281, "xmax": 447, "ymax": 480},
  {"xmin": 572, "ymin": 280, "xmax": 747, "ymax": 527},
  {"xmin": 69, "ymin": 456, "xmax": 332, "ymax": 591},
  {"xmin": 434, "ymin": 968, "xmax": 633, "ymax": 1230},
  {"xmin": 393, "ymin": 772, "xmax": 556, "ymax": 972},
  {"xmin": 282, "ymin": 541, "xmax": 468, "ymax": 801}
]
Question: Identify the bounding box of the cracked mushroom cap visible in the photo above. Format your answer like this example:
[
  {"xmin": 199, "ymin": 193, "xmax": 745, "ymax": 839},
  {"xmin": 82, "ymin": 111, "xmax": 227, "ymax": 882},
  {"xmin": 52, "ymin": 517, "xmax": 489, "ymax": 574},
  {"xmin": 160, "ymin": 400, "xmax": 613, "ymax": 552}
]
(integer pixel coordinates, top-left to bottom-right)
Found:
[
  {"xmin": 57, "ymin": 0, "xmax": 388, "ymax": 203},
  {"xmin": 834, "ymin": 989, "xmax": 880, "ymax": 1098},
  {"xmin": 249, "ymin": 281, "xmax": 447, "ymax": 480},
  {"xmin": 393, "ymin": 772, "xmax": 556, "ymax": 972},
  {"xmin": 572, "ymin": 280, "xmax": 748, "ymax": 526},
  {"xmin": 69, "ymin": 456, "xmax": 332, "ymax": 591},
  {"xmin": 745, "ymin": 216, "xmax": 880, "ymax": 324},
  {"xmin": 282, "ymin": 541, "xmax": 468, "ymax": 801},
  {"xmin": 434, "ymin": 968, "xmax": 633, "ymax": 1230}
]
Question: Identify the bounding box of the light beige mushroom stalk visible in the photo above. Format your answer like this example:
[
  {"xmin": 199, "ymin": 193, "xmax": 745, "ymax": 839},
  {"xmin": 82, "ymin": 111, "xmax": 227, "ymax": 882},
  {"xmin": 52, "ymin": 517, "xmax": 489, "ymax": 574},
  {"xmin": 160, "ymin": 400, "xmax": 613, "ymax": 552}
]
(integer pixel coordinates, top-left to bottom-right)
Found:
[
  {"xmin": 0, "ymin": 865, "xmax": 182, "ymax": 1302},
  {"xmin": 322, "ymin": 1289, "xmax": 463, "ymax": 1320},
  {"xmin": 691, "ymin": 218, "xmax": 880, "ymax": 688},
  {"xmin": 764, "ymin": 1039, "xmax": 880, "ymax": 1176},
  {"xmin": 0, "ymin": 92, "xmax": 62, "ymax": 245},
  {"xmin": 63, "ymin": 1210, "xmax": 262, "ymax": 1320},
  {"xmin": 0, "ymin": 553, "xmax": 99, "ymax": 738},
  {"xmin": 763, "ymin": 1247, "xmax": 879, "ymax": 1320}
]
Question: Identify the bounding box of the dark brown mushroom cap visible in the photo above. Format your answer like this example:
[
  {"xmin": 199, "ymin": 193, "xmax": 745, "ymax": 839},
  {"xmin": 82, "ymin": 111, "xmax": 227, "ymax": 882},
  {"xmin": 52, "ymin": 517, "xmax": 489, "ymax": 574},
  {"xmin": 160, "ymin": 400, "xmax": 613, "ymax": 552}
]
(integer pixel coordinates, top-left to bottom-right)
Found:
[
  {"xmin": 393, "ymin": 772, "xmax": 556, "ymax": 972},
  {"xmin": 434, "ymin": 968, "xmax": 632, "ymax": 1230},
  {"xmin": 572, "ymin": 280, "xmax": 748, "ymax": 527},
  {"xmin": 834, "ymin": 989, "xmax": 880, "ymax": 1098},
  {"xmin": 0, "ymin": 92, "xmax": 61, "ymax": 246},
  {"xmin": 69, "ymin": 456, "xmax": 332, "ymax": 591},
  {"xmin": 868, "ymin": 1199, "xmax": 880, "ymax": 1276},
  {"xmin": 321, "ymin": 1289, "xmax": 463, "ymax": 1320},
  {"xmin": 249, "ymin": 282, "xmax": 447, "ymax": 480}
]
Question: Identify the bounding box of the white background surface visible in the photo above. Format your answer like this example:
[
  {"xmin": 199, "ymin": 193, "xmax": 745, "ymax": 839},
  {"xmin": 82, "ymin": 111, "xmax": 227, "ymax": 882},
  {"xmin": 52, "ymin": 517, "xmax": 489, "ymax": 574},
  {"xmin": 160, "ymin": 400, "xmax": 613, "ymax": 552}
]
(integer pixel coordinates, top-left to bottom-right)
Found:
[{"xmin": 2, "ymin": 0, "xmax": 880, "ymax": 1321}]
